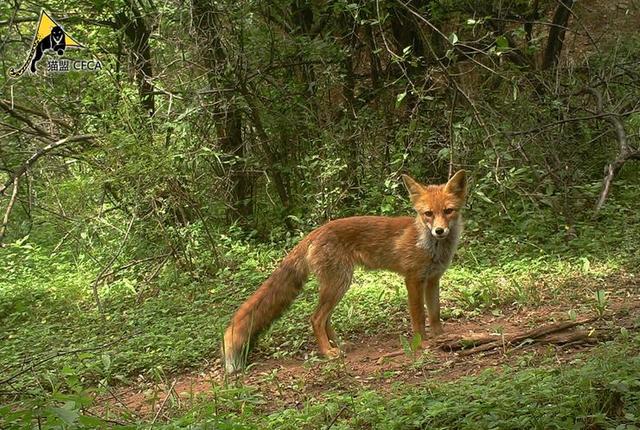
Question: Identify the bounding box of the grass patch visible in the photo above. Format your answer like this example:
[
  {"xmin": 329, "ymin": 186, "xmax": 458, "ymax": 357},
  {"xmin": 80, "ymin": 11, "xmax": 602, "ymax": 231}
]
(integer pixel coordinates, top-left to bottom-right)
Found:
[
  {"xmin": 1, "ymin": 197, "xmax": 639, "ymax": 428},
  {"xmin": 1, "ymin": 203, "xmax": 638, "ymax": 389}
]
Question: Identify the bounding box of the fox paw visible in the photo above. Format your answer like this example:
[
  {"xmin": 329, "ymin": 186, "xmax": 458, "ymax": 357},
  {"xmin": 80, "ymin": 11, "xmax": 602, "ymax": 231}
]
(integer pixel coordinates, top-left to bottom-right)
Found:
[{"xmin": 322, "ymin": 347, "xmax": 343, "ymax": 358}]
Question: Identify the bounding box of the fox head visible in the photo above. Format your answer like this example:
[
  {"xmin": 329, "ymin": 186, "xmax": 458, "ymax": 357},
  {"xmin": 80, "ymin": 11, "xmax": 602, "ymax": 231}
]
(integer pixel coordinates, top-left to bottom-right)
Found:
[{"xmin": 402, "ymin": 170, "xmax": 467, "ymax": 240}]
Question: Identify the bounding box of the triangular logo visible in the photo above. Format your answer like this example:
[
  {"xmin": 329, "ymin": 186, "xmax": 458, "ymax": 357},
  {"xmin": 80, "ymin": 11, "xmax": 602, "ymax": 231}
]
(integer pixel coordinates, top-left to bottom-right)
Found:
[
  {"xmin": 9, "ymin": 10, "xmax": 84, "ymax": 78},
  {"xmin": 38, "ymin": 11, "xmax": 83, "ymax": 48}
]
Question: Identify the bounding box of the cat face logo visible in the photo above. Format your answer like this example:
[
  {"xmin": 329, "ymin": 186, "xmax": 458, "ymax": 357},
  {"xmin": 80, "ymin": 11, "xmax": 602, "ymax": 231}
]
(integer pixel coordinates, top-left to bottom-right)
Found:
[{"xmin": 10, "ymin": 10, "xmax": 95, "ymax": 78}]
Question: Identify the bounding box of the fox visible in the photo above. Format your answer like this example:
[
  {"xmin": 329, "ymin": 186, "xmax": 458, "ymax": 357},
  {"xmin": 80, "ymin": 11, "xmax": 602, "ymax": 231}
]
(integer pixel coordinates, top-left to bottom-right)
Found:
[{"xmin": 223, "ymin": 170, "xmax": 467, "ymax": 373}]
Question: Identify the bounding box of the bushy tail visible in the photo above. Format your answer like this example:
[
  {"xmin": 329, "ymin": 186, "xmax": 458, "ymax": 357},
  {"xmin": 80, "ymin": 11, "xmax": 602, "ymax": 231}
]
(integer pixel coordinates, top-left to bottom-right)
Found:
[{"xmin": 223, "ymin": 240, "xmax": 310, "ymax": 373}]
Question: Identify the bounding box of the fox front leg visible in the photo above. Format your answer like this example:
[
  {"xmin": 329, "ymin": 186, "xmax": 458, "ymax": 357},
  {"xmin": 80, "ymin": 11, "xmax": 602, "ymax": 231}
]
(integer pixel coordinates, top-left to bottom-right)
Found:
[
  {"xmin": 424, "ymin": 277, "xmax": 443, "ymax": 336},
  {"xmin": 405, "ymin": 275, "xmax": 427, "ymax": 341}
]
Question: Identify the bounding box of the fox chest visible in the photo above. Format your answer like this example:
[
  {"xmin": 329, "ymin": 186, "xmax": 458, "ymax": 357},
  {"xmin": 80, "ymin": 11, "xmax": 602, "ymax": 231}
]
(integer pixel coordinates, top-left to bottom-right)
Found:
[{"xmin": 417, "ymin": 240, "xmax": 457, "ymax": 279}]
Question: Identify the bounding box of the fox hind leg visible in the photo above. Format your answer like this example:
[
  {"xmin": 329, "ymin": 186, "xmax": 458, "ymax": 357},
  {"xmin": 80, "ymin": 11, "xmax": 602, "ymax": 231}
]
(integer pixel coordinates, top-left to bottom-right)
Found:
[{"xmin": 311, "ymin": 266, "xmax": 352, "ymax": 357}]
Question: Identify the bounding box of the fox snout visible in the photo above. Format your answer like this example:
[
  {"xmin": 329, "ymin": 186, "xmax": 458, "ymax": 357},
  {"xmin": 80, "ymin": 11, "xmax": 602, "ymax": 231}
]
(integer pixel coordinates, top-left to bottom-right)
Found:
[{"xmin": 431, "ymin": 226, "xmax": 450, "ymax": 239}]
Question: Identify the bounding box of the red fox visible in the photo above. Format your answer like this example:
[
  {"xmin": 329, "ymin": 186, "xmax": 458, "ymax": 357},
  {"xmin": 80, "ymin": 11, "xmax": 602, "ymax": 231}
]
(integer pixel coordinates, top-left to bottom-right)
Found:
[{"xmin": 223, "ymin": 170, "xmax": 467, "ymax": 373}]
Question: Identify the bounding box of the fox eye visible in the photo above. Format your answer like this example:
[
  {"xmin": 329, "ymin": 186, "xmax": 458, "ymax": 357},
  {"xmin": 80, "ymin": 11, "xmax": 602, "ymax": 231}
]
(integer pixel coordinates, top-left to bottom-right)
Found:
[
  {"xmin": 423, "ymin": 210, "xmax": 433, "ymax": 217},
  {"xmin": 444, "ymin": 208, "xmax": 455, "ymax": 215}
]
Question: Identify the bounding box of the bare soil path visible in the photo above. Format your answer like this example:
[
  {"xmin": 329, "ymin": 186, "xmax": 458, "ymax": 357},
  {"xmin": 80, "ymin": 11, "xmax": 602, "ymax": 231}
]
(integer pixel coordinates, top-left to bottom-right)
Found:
[{"xmin": 103, "ymin": 285, "xmax": 639, "ymax": 420}]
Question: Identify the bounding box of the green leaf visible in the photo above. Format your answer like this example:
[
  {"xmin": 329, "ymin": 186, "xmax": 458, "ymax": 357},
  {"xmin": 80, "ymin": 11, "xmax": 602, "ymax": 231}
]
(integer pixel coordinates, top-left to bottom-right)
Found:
[
  {"xmin": 580, "ymin": 257, "xmax": 590, "ymax": 273},
  {"xmin": 437, "ymin": 147, "xmax": 450, "ymax": 160},
  {"xmin": 410, "ymin": 333, "xmax": 422, "ymax": 352},
  {"xmin": 102, "ymin": 353, "xmax": 111, "ymax": 371},
  {"xmin": 396, "ymin": 91, "xmax": 407, "ymax": 108},
  {"xmin": 495, "ymin": 35, "xmax": 509, "ymax": 50},
  {"xmin": 595, "ymin": 290, "xmax": 606, "ymax": 306},
  {"xmin": 449, "ymin": 33, "xmax": 458, "ymax": 45},
  {"xmin": 474, "ymin": 190, "xmax": 494, "ymax": 204},
  {"xmin": 78, "ymin": 415, "xmax": 108, "ymax": 426},
  {"xmin": 400, "ymin": 335, "xmax": 411, "ymax": 356},
  {"xmin": 48, "ymin": 405, "xmax": 79, "ymax": 425}
]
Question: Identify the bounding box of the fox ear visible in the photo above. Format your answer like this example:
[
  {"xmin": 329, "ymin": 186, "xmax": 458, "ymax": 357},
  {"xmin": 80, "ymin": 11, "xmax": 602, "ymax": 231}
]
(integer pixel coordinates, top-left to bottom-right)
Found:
[
  {"xmin": 401, "ymin": 174, "xmax": 424, "ymax": 203},
  {"xmin": 444, "ymin": 170, "xmax": 467, "ymax": 198}
]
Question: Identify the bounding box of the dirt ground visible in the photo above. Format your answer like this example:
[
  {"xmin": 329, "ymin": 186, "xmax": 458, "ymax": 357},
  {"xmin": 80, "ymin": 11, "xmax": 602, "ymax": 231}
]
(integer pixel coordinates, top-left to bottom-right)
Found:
[{"xmin": 101, "ymin": 281, "xmax": 639, "ymax": 420}]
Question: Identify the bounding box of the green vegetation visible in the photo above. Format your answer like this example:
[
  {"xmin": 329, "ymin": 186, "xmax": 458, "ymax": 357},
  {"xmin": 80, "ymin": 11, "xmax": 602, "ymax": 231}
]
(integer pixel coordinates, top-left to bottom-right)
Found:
[
  {"xmin": 2, "ymin": 0, "xmax": 640, "ymax": 428},
  {"xmin": 2, "ymin": 189, "xmax": 639, "ymax": 428}
]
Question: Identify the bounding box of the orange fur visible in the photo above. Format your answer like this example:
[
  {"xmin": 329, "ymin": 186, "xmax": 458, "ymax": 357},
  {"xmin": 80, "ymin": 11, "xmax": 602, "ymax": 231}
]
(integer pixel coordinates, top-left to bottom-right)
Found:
[{"xmin": 223, "ymin": 171, "xmax": 467, "ymax": 373}]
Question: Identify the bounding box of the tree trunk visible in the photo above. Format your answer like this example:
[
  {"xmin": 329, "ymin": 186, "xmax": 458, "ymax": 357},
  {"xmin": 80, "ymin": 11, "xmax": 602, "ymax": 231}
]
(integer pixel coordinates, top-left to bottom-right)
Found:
[
  {"xmin": 192, "ymin": 0, "xmax": 253, "ymax": 220},
  {"xmin": 116, "ymin": 1, "xmax": 155, "ymax": 115},
  {"xmin": 542, "ymin": 0, "xmax": 575, "ymax": 70}
]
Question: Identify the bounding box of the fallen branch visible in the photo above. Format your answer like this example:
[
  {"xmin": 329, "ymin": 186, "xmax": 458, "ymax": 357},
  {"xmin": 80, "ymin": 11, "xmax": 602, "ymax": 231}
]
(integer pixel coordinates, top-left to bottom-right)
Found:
[
  {"xmin": 151, "ymin": 379, "xmax": 177, "ymax": 425},
  {"xmin": 456, "ymin": 317, "xmax": 597, "ymax": 356},
  {"xmin": 438, "ymin": 334, "xmax": 497, "ymax": 352},
  {"xmin": 538, "ymin": 329, "xmax": 608, "ymax": 345}
]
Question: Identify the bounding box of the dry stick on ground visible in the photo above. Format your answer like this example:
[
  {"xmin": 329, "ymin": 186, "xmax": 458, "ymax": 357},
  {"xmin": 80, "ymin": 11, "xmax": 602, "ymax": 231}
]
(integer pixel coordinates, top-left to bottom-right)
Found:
[
  {"xmin": 456, "ymin": 317, "xmax": 597, "ymax": 356},
  {"xmin": 151, "ymin": 379, "xmax": 177, "ymax": 425},
  {"xmin": 326, "ymin": 404, "xmax": 350, "ymax": 430},
  {"xmin": 97, "ymin": 380, "xmax": 141, "ymax": 421},
  {"xmin": 438, "ymin": 334, "xmax": 499, "ymax": 352},
  {"xmin": 380, "ymin": 317, "xmax": 598, "ymax": 361},
  {"xmin": 437, "ymin": 320, "xmax": 596, "ymax": 352},
  {"xmin": 538, "ymin": 329, "xmax": 608, "ymax": 346}
]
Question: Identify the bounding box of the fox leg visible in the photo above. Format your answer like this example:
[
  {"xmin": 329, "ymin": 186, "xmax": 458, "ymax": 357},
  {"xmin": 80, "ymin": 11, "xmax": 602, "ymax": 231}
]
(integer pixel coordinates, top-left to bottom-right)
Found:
[
  {"xmin": 326, "ymin": 321, "xmax": 339, "ymax": 346},
  {"xmin": 405, "ymin": 275, "xmax": 427, "ymax": 340},
  {"xmin": 424, "ymin": 277, "xmax": 443, "ymax": 336},
  {"xmin": 311, "ymin": 267, "xmax": 352, "ymax": 357}
]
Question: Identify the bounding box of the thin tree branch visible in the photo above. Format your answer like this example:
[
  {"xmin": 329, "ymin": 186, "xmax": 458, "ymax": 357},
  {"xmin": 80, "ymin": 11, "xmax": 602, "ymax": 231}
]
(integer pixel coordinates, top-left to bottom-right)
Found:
[
  {"xmin": 505, "ymin": 110, "xmax": 640, "ymax": 136},
  {"xmin": 0, "ymin": 135, "xmax": 95, "ymax": 197},
  {"xmin": 0, "ymin": 100, "xmax": 51, "ymax": 138},
  {"xmin": 151, "ymin": 379, "xmax": 177, "ymax": 425},
  {"xmin": 91, "ymin": 215, "xmax": 135, "ymax": 314},
  {"xmin": 0, "ymin": 99, "xmax": 73, "ymax": 131},
  {"xmin": 0, "ymin": 176, "xmax": 19, "ymax": 244},
  {"xmin": 0, "ymin": 332, "xmax": 138, "ymax": 386},
  {"xmin": 584, "ymin": 88, "xmax": 640, "ymax": 211}
]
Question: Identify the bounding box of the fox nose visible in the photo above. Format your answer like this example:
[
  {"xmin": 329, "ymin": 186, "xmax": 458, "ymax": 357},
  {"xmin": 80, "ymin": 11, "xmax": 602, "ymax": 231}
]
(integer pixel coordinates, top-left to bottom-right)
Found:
[{"xmin": 432, "ymin": 227, "xmax": 449, "ymax": 238}]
